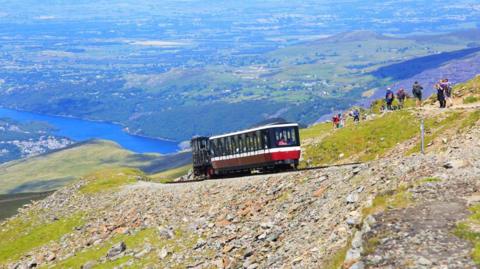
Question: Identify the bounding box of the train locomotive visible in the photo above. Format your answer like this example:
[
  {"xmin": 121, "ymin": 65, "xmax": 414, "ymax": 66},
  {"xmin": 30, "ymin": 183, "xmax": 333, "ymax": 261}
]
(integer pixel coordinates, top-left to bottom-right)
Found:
[{"xmin": 191, "ymin": 123, "xmax": 301, "ymax": 179}]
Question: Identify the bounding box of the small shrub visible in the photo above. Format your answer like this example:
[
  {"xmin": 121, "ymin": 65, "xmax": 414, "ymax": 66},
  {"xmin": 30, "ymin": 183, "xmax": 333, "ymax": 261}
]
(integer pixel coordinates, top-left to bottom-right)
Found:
[
  {"xmin": 464, "ymin": 96, "xmax": 479, "ymax": 104},
  {"xmin": 418, "ymin": 177, "xmax": 442, "ymax": 184}
]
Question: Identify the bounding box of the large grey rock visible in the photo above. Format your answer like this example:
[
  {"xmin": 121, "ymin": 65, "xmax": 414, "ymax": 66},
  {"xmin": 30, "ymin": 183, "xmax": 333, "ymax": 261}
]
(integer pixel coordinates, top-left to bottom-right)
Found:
[
  {"xmin": 350, "ymin": 261, "xmax": 365, "ymax": 269},
  {"xmin": 158, "ymin": 227, "xmax": 174, "ymax": 239},
  {"xmin": 81, "ymin": 261, "xmax": 96, "ymax": 269},
  {"xmin": 158, "ymin": 247, "xmax": 169, "ymax": 260},
  {"xmin": 416, "ymin": 256, "xmax": 432, "ymax": 266},
  {"xmin": 346, "ymin": 193, "xmax": 359, "ymax": 203},
  {"xmin": 106, "ymin": 241, "xmax": 126, "ymax": 258},
  {"xmin": 345, "ymin": 248, "xmax": 362, "ymax": 261}
]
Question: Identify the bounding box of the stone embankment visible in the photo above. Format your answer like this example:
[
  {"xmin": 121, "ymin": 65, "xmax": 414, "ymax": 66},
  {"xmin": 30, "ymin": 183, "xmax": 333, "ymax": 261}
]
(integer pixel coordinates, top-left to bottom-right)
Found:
[{"xmin": 3, "ymin": 123, "xmax": 480, "ymax": 268}]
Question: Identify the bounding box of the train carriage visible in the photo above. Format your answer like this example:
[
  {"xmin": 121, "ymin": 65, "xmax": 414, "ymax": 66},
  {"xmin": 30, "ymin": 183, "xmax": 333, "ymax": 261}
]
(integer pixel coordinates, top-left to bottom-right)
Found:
[{"xmin": 191, "ymin": 123, "xmax": 301, "ymax": 179}]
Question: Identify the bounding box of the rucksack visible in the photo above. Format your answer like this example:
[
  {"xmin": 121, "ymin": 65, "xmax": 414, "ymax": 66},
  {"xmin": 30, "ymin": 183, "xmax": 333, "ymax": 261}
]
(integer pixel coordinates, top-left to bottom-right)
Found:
[
  {"xmin": 442, "ymin": 84, "xmax": 452, "ymax": 95},
  {"xmin": 412, "ymin": 84, "xmax": 422, "ymax": 95}
]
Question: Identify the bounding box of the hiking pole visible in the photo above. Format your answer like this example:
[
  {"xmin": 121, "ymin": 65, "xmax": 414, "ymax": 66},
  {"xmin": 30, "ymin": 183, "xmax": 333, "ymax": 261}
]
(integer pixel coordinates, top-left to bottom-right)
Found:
[{"xmin": 420, "ymin": 118, "xmax": 425, "ymax": 154}]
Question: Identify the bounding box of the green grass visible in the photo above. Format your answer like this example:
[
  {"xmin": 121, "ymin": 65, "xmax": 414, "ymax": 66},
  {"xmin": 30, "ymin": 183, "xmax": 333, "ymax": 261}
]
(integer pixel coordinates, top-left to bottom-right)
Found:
[
  {"xmin": 406, "ymin": 112, "xmax": 460, "ymax": 155},
  {"xmin": 407, "ymin": 111, "xmax": 476, "ymax": 155},
  {"xmin": 455, "ymin": 76, "xmax": 480, "ymax": 96},
  {"xmin": 454, "ymin": 204, "xmax": 480, "ymax": 264},
  {"xmin": 464, "ymin": 96, "xmax": 480, "ymax": 104},
  {"xmin": 79, "ymin": 167, "xmax": 144, "ymax": 194},
  {"xmin": 370, "ymin": 98, "xmax": 416, "ymax": 114},
  {"xmin": 418, "ymin": 177, "xmax": 442, "ymax": 184},
  {"xmin": 303, "ymin": 111, "xmax": 419, "ymax": 166},
  {"xmin": 52, "ymin": 227, "xmax": 208, "ymax": 268},
  {"xmin": 321, "ymin": 238, "xmax": 352, "ymax": 269},
  {"xmin": 362, "ymin": 185, "xmax": 412, "ymax": 217},
  {"xmin": 0, "ymin": 140, "xmax": 189, "ymax": 194},
  {"xmin": 0, "ymin": 212, "xmax": 85, "ymax": 264},
  {"xmin": 460, "ymin": 111, "xmax": 480, "ymax": 131},
  {"xmin": 150, "ymin": 164, "xmax": 190, "ymax": 183},
  {"xmin": 299, "ymin": 122, "xmax": 332, "ymax": 140},
  {"xmin": 322, "ymin": 182, "xmax": 413, "ymax": 268},
  {"xmin": 363, "ymin": 235, "xmax": 381, "ymax": 256}
]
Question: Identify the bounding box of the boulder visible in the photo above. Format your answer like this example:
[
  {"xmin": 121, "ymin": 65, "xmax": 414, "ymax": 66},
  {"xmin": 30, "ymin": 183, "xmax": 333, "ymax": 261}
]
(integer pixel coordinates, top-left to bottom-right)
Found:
[{"xmin": 106, "ymin": 241, "xmax": 126, "ymax": 258}]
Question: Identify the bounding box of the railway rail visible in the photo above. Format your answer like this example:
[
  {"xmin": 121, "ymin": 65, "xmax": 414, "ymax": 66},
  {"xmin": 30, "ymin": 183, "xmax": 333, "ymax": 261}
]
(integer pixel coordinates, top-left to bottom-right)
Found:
[{"xmin": 164, "ymin": 161, "xmax": 362, "ymax": 185}]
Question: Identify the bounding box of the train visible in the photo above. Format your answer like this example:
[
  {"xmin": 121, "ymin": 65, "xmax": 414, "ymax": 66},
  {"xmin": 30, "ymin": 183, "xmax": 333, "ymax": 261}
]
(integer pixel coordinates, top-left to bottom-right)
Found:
[{"xmin": 191, "ymin": 122, "xmax": 301, "ymax": 179}]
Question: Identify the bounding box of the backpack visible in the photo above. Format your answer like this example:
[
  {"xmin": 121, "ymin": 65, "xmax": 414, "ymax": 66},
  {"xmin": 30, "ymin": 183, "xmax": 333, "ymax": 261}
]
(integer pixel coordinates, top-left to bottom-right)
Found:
[
  {"xmin": 442, "ymin": 84, "xmax": 452, "ymax": 96},
  {"xmin": 412, "ymin": 84, "xmax": 422, "ymax": 95}
]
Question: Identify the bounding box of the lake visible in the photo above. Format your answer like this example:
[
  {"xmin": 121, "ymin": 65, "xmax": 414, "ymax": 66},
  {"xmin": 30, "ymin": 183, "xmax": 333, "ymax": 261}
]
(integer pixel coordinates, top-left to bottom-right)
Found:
[{"xmin": 0, "ymin": 107, "xmax": 179, "ymax": 154}]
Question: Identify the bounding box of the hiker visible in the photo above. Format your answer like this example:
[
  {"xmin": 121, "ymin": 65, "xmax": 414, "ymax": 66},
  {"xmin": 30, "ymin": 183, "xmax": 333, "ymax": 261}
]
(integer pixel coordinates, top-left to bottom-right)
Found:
[
  {"xmin": 435, "ymin": 83, "xmax": 446, "ymax": 108},
  {"xmin": 353, "ymin": 109, "xmax": 360, "ymax": 124},
  {"xmin": 396, "ymin": 88, "xmax": 407, "ymax": 109},
  {"xmin": 385, "ymin": 88, "xmax": 395, "ymax": 110},
  {"xmin": 441, "ymin": 79, "xmax": 453, "ymax": 107},
  {"xmin": 336, "ymin": 113, "xmax": 343, "ymax": 128},
  {"xmin": 332, "ymin": 114, "xmax": 340, "ymax": 129},
  {"xmin": 412, "ymin": 81, "xmax": 423, "ymax": 107}
]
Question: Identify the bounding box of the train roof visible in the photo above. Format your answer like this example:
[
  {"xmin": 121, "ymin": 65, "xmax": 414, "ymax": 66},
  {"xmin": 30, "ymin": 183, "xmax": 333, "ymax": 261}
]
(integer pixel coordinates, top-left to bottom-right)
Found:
[{"xmin": 210, "ymin": 123, "xmax": 298, "ymax": 140}]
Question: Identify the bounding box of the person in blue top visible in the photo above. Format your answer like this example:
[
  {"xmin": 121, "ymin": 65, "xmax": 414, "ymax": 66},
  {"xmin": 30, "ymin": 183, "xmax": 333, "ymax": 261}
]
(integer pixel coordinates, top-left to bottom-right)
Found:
[
  {"xmin": 385, "ymin": 88, "xmax": 395, "ymax": 110},
  {"xmin": 353, "ymin": 109, "xmax": 360, "ymax": 124}
]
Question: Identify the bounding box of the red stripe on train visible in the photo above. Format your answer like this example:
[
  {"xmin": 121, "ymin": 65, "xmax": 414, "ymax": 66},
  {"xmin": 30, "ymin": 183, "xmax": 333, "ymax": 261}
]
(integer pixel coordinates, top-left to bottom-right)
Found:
[{"xmin": 269, "ymin": 150, "xmax": 301, "ymax": 161}]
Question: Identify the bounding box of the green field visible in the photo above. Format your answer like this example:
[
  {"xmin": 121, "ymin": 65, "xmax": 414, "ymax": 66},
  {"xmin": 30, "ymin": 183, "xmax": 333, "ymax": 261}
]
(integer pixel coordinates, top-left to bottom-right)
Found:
[
  {"xmin": 150, "ymin": 164, "xmax": 191, "ymax": 183},
  {"xmin": 0, "ymin": 140, "xmax": 190, "ymax": 194}
]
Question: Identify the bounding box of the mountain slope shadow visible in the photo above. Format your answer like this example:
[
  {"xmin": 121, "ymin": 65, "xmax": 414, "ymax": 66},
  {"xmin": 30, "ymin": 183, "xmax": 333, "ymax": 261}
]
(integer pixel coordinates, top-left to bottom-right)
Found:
[
  {"xmin": 370, "ymin": 47, "xmax": 480, "ymax": 80},
  {"xmin": 125, "ymin": 151, "xmax": 192, "ymax": 174}
]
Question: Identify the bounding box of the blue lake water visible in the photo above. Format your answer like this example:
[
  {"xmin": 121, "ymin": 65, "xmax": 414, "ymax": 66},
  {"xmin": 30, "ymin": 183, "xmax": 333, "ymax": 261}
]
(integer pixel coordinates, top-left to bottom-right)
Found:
[{"xmin": 0, "ymin": 107, "xmax": 179, "ymax": 154}]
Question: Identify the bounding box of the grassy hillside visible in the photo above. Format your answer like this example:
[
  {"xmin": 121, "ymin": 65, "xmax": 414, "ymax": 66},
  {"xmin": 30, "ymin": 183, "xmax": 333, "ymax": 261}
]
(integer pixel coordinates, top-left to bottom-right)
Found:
[
  {"xmin": 300, "ymin": 76, "xmax": 480, "ymax": 166},
  {"xmin": 150, "ymin": 164, "xmax": 191, "ymax": 183},
  {"xmin": 0, "ymin": 140, "xmax": 191, "ymax": 194}
]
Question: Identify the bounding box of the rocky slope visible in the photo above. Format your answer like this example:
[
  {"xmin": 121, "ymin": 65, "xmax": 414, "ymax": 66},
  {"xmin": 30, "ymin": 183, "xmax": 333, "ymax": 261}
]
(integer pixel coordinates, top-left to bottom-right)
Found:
[
  {"xmin": 1, "ymin": 113, "xmax": 480, "ymax": 268},
  {"xmin": 2, "ymin": 76, "xmax": 480, "ymax": 269}
]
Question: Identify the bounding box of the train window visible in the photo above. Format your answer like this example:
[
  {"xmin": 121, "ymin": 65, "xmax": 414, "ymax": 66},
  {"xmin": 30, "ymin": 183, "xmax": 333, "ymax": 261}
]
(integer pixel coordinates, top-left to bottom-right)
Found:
[
  {"xmin": 274, "ymin": 127, "xmax": 297, "ymax": 147},
  {"xmin": 251, "ymin": 132, "xmax": 256, "ymax": 151},
  {"xmin": 247, "ymin": 133, "xmax": 253, "ymax": 152},
  {"xmin": 255, "ymin": 131, "xmax": 262, "ymax": 150},
  {"xmin": 230, "ymin": 136, "xmax": 236, "ymax": 155},
  {"xmin": 251, "ymin": 133, "xmax": 255, "ymax": 151},
  {"xmin": 211, "ymin": 140, "xmax": 216, "ymax": 156},
  {"xmin": 224, "ymin": 137, "xmax": 229, "ymax": 156},
  {"xmin": 243, "ymin": 134, "xmax": 248, "ymax": 153},
  {"xmin": 263, "ymin": 132, "xmax": 268, "ymax": 149},
  {"xmin": 228, "ymin": 136, "xmax": 232, "ymax": 154},
  {"xmin": 219, "ymin": 139, "xmax": 224, "ymax": 157},
  {"xmin": 215, "ymin": 139, "xmax": 221, "ymax": 157},
  {"xmin": 238, "ymin": 135, "xmax": 243, "ymax": 153},
  {"xmin": 241, "ymin": 134, "xmax": 247, "ymax": 153}
]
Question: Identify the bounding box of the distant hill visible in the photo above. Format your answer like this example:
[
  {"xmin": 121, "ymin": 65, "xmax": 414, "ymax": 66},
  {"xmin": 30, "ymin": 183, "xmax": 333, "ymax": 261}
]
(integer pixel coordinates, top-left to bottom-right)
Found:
[
  {"xmin": 1, "ymin": 26, "xmax": 480, "ymax": 140},
  {"xmin": 0, "ymin": 140, "xmax": 191, "ymax": 194}
]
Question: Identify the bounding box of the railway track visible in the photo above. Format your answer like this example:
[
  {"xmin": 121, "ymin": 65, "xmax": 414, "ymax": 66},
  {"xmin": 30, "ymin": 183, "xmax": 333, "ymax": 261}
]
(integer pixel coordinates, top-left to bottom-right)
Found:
[{"xmin": 164, "ymin": 161, "xmax": 362, "ymax": 185}]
